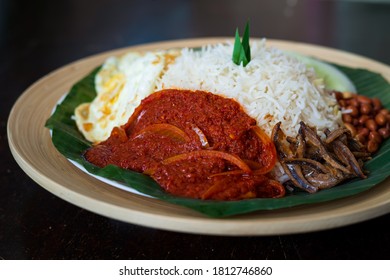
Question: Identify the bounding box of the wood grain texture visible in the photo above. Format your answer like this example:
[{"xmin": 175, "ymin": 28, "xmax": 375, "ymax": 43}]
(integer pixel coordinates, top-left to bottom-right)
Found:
[{"xmin": 7, "ymin": 38, "xmax": 390, "ymax": 236}]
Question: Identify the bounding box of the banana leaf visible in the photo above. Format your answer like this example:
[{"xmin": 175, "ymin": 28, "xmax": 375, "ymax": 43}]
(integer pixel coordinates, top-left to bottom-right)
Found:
[{"xmin": 45, "ymin": 60, "xmax": 390, "ymax": 218}]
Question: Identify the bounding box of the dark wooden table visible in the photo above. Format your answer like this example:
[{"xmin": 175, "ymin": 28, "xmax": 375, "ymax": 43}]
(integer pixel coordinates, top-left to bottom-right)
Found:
[{"xmin": 1, "ymin": 0, "xmax": 390, "ymax": 259}]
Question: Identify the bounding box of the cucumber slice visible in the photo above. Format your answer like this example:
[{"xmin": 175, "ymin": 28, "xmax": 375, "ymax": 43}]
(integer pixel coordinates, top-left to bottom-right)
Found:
[{"xmin": 285, "ymin": 51, "xmax": 356, "ymax": 92}]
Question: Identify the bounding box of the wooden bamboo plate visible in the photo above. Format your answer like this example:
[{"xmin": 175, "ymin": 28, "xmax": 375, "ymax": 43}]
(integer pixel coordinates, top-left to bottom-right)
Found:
[{"xmin": 7, "ymin": 38, "xmax": 390, "ymax": 236}]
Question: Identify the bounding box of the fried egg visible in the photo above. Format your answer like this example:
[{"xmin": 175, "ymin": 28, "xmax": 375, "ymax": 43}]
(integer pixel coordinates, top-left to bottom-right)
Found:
[{"xmin": 74, "ymin": 50, "xmax": 179, "ymax": 143}]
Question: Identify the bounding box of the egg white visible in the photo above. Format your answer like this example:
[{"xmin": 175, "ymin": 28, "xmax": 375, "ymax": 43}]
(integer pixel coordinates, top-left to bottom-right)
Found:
[{"xmin": 74, "ymin": 50, "xmax": 179, "ymax": 143}]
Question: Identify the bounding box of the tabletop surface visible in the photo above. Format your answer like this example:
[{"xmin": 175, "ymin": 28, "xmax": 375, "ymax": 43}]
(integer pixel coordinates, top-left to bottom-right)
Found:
[{"xmin": 1, "ymin": 0, "xmax": 390, "ymax": 260}]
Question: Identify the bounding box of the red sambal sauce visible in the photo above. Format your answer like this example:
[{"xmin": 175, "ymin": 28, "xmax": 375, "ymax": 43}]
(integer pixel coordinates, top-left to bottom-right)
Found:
[{"xmin": 84, "ymin": 89, "xmax": 285, "ymax": 200}]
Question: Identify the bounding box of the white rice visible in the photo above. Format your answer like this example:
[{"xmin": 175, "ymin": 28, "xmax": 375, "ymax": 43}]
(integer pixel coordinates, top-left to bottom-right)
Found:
[{"xmin": 156, "ymin": 39, "xmax": 342, "ymax": 137}]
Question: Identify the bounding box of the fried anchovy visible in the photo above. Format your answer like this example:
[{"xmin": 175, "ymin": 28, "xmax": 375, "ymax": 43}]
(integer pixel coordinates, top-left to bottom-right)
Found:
[
  {"xmin": 282, "ymin": 158, "xmax": 329, "ymax": 174},
  {"xmin": 324, "ymin": 128, "xmax": 350, "ymax": 144},
  {"xmin": 300, "ymin": 122, "xmax": 351, "ymax": 175},
  {"xmin": 272, "ymin": 122, "xmax": 318, "ymax": 193},
  {"xmin": 331, "ymin": 139, "xmax": 367, "ymax": 178},
  {"xmin": 282, "ymin": 162, "xmax": 318, "ymax": 193}
]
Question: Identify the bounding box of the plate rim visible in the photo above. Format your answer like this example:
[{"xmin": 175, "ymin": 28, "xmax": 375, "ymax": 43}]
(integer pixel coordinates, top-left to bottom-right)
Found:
[{"xmin": 7, "ymin": 37, "xmax": 390, "ymax": 236}]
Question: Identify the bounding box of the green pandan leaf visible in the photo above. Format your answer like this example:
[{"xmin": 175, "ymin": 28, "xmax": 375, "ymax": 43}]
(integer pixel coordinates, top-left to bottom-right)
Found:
[
  {"xmin": 232, "ymin": 28, "xmax": 243, "ymax": 65},
  {"xmin": 232, "ymin": 21, "xmax": 251, "ymax": 66},
  {"xmin": 45, "ymin": 57, "xmax": 390, "ymax": 218},
  {"xmin": 242, "ymin": 21, "xmax": 251, "ymax": 62}
]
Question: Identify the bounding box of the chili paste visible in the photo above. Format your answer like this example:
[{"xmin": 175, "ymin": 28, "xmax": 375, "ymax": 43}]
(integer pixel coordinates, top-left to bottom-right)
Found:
[{"xmin": 84, "ymin": 89, "xmax": 285, "ymax": 200}]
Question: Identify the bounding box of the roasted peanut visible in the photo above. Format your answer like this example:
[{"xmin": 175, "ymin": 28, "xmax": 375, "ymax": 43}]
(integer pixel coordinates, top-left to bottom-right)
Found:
[
  {"xmin": 365, "ymin": 119, "xmax": 378, "ymax": 131},
  {"xmin": 367, "ymin": 139, "xmax": 379, "ymax": 153},
  {"xmin": 375, "ymin": 113, "xmax": 387, "ymax": 126},
  {"xmin": 358, "ymin": 115, "xmax": 370, "ymax": 125},
  {"xmin": 379, "ymin": 108, "xmax": 389, "ymax": 116},
  {"xmin": 369, "ymin": 131, "xmax": 382, "ymax": 144},
  {"xmin": 360, "ymin": 103, "xmax": 372, "ymax": 115},
  {"xmin": 342, "ymin": 114, "xmax": 352, "ymax": 123},
  {"xmin": 339, "ymin": 99, "xmax": 347, "ymax": 107},
  {"xmin": 347, "ymin": 105, "xmax": 359, "ymax": 117},
  {"xmin": 342, "ymin": 91, "xmax": 353, "ymax": 99},
  {"xmin": 378, "ymin": 127, "xmax": 390, "ymax": 139},
  {"xmin": 350, "ymin": 98, "xmax": 359, "ymax": 108},
  {"xmin": 357, "ymin": 95, "xmax": 371, "ymax": 104}
]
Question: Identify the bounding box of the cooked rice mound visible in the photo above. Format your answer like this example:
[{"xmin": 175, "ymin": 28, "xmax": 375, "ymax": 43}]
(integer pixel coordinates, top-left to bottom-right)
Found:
[{"xmin": 156, "ymin": 39, "xmax": 342, "ymax": 137}]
